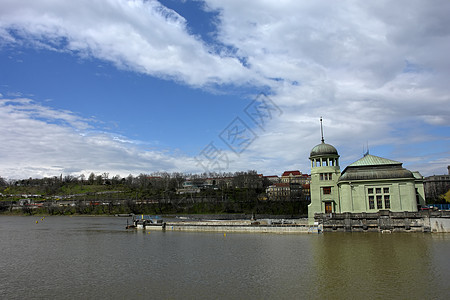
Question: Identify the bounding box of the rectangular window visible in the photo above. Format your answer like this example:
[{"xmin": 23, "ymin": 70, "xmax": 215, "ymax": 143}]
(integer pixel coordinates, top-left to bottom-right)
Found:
[
  {"xmin": 368, "ymin": 188, "xmax": 373, "ymax": 194},
  {"xmin": 376, "ymin": 188, "xmax": 382, "ymax": 194},
  {"xmin": 329, "ymin": 173, "xmax": 332, "ymax": 180},
  {"xmin": 320, "ymin": 173, "xmax": 323, "ymax": 180},
  {"xmin": 376, "ymin": 195, "xmax": 383, "ymax": 209},
  {"xmin": 383, "ymin": 187, "xmax": 389, "ymax": 194},
  {"xmin": 369, "ymin": 196, "xmax": 375, "ymax": 209},
  {"xmin": 384, "ymin": 195, "xmax": 390, "ymax": 209},
  {"xmin": 323, "ymin": 187, "xmax": 331, "ymax": 194}
]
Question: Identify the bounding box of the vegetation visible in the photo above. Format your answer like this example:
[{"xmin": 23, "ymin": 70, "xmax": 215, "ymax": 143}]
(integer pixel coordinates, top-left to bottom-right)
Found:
[
  {"xmin": 440, "ymin": 190, "xmax": 450, "ymax": 204},
  {"xmin": 0, "ymin": 171, "xmax": 309, "ymax": 216}
]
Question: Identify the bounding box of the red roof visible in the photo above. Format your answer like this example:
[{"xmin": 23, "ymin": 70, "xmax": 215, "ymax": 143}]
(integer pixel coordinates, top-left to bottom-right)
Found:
[
  {"xmin": 273, "ymin": 183, "xmax": 290, "ymax": 187},
  {"xmin": 282, "ymin": 170, "xmax": 302, "ymax": 176}
]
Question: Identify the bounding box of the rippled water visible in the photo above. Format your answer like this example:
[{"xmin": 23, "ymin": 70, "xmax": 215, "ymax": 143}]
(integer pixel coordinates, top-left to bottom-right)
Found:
[{"xmin": 1, "ymin": 216, "xmax": 449, "ymax": 299}]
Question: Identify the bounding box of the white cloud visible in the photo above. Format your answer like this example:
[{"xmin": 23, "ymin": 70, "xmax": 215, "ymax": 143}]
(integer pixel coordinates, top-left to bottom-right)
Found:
[
  {"xmin": 199, "ymin": 0, "xmax": 450, "ymax": 173},
  {"xmin": 0, "ymin": 0, "xmax": 449, "ymax": 177},
  {"xmin": 0, "ymin": 98, "xmax": 201, "ymax": 179},
  {"xmin": 0, "ymin": 0, "xmax": 255, "ymax": 87}
]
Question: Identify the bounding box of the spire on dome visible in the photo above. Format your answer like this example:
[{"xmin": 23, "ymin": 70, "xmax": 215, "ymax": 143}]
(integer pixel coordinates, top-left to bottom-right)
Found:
[
  {"xmin": 320, "ymin": 117, "xmax": 324, "ymax": 143},
  {"xmin": 310, "ymin": 117, "xmax": 339, "ymax": 158}
]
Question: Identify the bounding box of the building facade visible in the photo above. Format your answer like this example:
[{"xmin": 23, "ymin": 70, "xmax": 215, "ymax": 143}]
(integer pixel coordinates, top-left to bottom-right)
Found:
[
  {"xmin": 264, "ymin": 175, "xmax": 280, "ymax": 184},
  {"xmin": 308, "ymin": 136, "xmax": 426, "ymax": 223},
  {"xmin": 337, "ymin": 155, "xmax": 425, "ymax": 213},
  {"xmin": 266, "ymin": 183, "xmax": 291, "ymax": 201},
  {"xmin": 281, "ymin": 171, "xmax": 311, "ymax": 185}
]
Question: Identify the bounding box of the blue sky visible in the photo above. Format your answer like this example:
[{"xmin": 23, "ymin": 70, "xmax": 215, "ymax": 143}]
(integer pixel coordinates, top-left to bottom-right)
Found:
[{"xmin": 0, "ymin": 0, "xmax": 449, "ymax": 179}]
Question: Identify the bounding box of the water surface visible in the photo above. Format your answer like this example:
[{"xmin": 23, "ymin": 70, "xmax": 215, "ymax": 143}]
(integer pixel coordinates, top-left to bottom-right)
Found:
[{"xmin": 0, "ymin": 216, "xmax": 449, "ymax": 299}]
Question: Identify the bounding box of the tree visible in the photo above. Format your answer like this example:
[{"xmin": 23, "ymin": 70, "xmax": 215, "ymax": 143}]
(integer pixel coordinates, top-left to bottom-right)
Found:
[
  {"xmin": 95, "ymin": 175, "xmax": 103, "ymax": 185},
  {"xmin": 88, "ymin": 173, "xmax": 95, "ymax": 185},
  {"xmin": 440, "ymin": 189, "xmax": 450, "ymax": 203},
  {"xmin": 0, "ymin": 176, "xmax": 7, "ymax": 187},
  {"xmin": 111, "ymin": 175, "xmax": 121, "ymax": 186}
]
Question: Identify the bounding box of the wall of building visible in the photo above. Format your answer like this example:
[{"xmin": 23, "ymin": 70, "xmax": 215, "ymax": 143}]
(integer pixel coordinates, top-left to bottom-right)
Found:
[
  {"xmin": 308, "ymin": 165, "xmax": 340, "ymax": 223},
  {"xmin": 338, "ymin": 180, "xmax": 420, "ymax": 214},
  {"xmin": 424, "ymin": 167, "xmax": 450, "ymax": 201},
  {"xmin": 415, "ymin": 180, "xmax": 426, "ymax": 206}
]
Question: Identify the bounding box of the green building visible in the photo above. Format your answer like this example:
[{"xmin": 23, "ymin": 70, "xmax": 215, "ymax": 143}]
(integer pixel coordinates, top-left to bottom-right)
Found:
[
  {"xmin": 308, "ymin": 139, "xmax": 341, "ymax": 221},
  {"xmin": 308, "ymin": 124, "xmax": 426, "ymax": 223}
]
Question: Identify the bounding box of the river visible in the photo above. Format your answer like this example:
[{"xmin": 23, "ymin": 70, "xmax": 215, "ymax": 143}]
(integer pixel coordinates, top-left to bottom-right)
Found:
[{"xmin": 0, "ymin": 216, "xmax": 449, "ymax": 299}]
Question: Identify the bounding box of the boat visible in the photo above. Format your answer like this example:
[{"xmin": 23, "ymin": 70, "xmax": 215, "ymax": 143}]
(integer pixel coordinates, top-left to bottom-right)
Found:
[{"xmin": 126, "ymin": 215, "xmax": 166, "ymax": 230}]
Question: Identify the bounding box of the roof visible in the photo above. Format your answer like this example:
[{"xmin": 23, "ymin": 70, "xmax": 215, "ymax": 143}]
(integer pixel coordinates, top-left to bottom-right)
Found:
[
  {"xmin": 282, "ymin": 170, "xmax": 302, "ymax": 176},
  {"xmin": 339, "ymin": 166, "xmax": 414, "ymax": 182},
  {"xmin": 310, "ymin": 142, "xmax": 339, "ymax": 157},
  {"xmin": 412, "ymin": 171, "xmax": 423, "ymax": 180},
  {"xmin": 273, "ymin": 183, "xmax": 290, "ymax": 187},
  {"xmin": 347, "ymin": 154, "xmax": 401, "ymax": 167},
  {"xmin": 339, "ymin": 154, "xmax": 413, "ymax": 182}
]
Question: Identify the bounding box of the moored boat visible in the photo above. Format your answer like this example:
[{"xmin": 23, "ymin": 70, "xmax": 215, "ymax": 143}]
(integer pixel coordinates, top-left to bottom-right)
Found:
[{"xmin": 126, "ymin": 215, "xmax": 166, "ymax": 230}]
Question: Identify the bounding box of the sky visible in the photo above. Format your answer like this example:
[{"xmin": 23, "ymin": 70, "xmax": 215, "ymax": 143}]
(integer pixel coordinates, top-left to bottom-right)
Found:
[{"xmin": 0, "ymin": 0, "xmax": 449, "ymax": 179}]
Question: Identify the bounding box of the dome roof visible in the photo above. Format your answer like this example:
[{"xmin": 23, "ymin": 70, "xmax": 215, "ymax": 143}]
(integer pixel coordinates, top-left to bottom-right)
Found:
[{"xmin": 310, "ymin": 142, "xmax": 339, "ymax": 157}]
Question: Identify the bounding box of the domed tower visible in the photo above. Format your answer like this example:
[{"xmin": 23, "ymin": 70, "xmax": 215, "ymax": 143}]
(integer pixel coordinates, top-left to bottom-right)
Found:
[{"xmin": 308, "ymin": 118, "xmax": 341, "ymax": 223}]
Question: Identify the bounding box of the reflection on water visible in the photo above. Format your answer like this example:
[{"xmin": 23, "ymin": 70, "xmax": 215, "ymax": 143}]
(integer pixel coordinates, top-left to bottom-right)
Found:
[
  {"xmin": 0, "ymin": 216, "xmax": 449, "ymax": 299},
  {"xmin": 311, "ymin": 233, "xmax": 450, "ymax": 299}
]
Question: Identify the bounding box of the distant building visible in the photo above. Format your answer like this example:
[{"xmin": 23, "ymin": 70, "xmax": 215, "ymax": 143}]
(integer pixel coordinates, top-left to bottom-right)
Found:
[
  {"xmin": 302, "ymin": 184, "xmax": 310, "ymax": 201},
  {"xmin": 281, "ymin": 170, "xmax": 311, "ymax": 185},
  {"xmin": 424, "ymin": 166, "xmax": 450, "ymax": 201},
  {"xmin": 264, "ymin": 171, "xmax": 311, "ymax": 201},
  {"xmin": 176, "ymin": 180, "xmax": 202, "ymax": 194},
  {"xmin": 264, "ymin": 175, "xmax": 280, "ymax": 184},
  {"xmin": 204, "ymin": 177, "xmax": 234, "ymax": 189},
  {"xmin": 308, "ymin": 119, "xmax": 426, "ymax": 223},
  {"xmin": 266, "ymin": 183, "xmax": 291, "ymax": 201}
]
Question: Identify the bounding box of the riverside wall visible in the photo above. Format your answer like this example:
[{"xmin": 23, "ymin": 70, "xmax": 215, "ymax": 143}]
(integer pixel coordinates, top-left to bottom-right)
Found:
[
  {"xmin": 163, "ymin": 224, "xmax": 311, "ymax": 234},
  {"xmin": 140, "ymin": 219, "xmax": 313, "ymax": 234},
  {"xmin": 132, "ymin": 211, "xmax": 450, "ymax": 233},
  {"xmin": 315, "ymin": 210, "xmax": 450, "ymax": 233}
]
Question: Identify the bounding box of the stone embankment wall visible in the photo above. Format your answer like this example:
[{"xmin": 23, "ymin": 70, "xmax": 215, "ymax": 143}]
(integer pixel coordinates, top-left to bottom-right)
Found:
[
  {"xmin": 163, "ymin": 219, "xmax": 311, "ymax": 233},
  {"xmin": 164, "ymin": 224, "xmax": 311, "ymax": 234},
  {"xmin": 138, "ymin": 219, "xmax": 313, "ymax": 233},
  {"xmin": 315, "ymin": 210, "xmax": 450, "ymax": 233}
]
